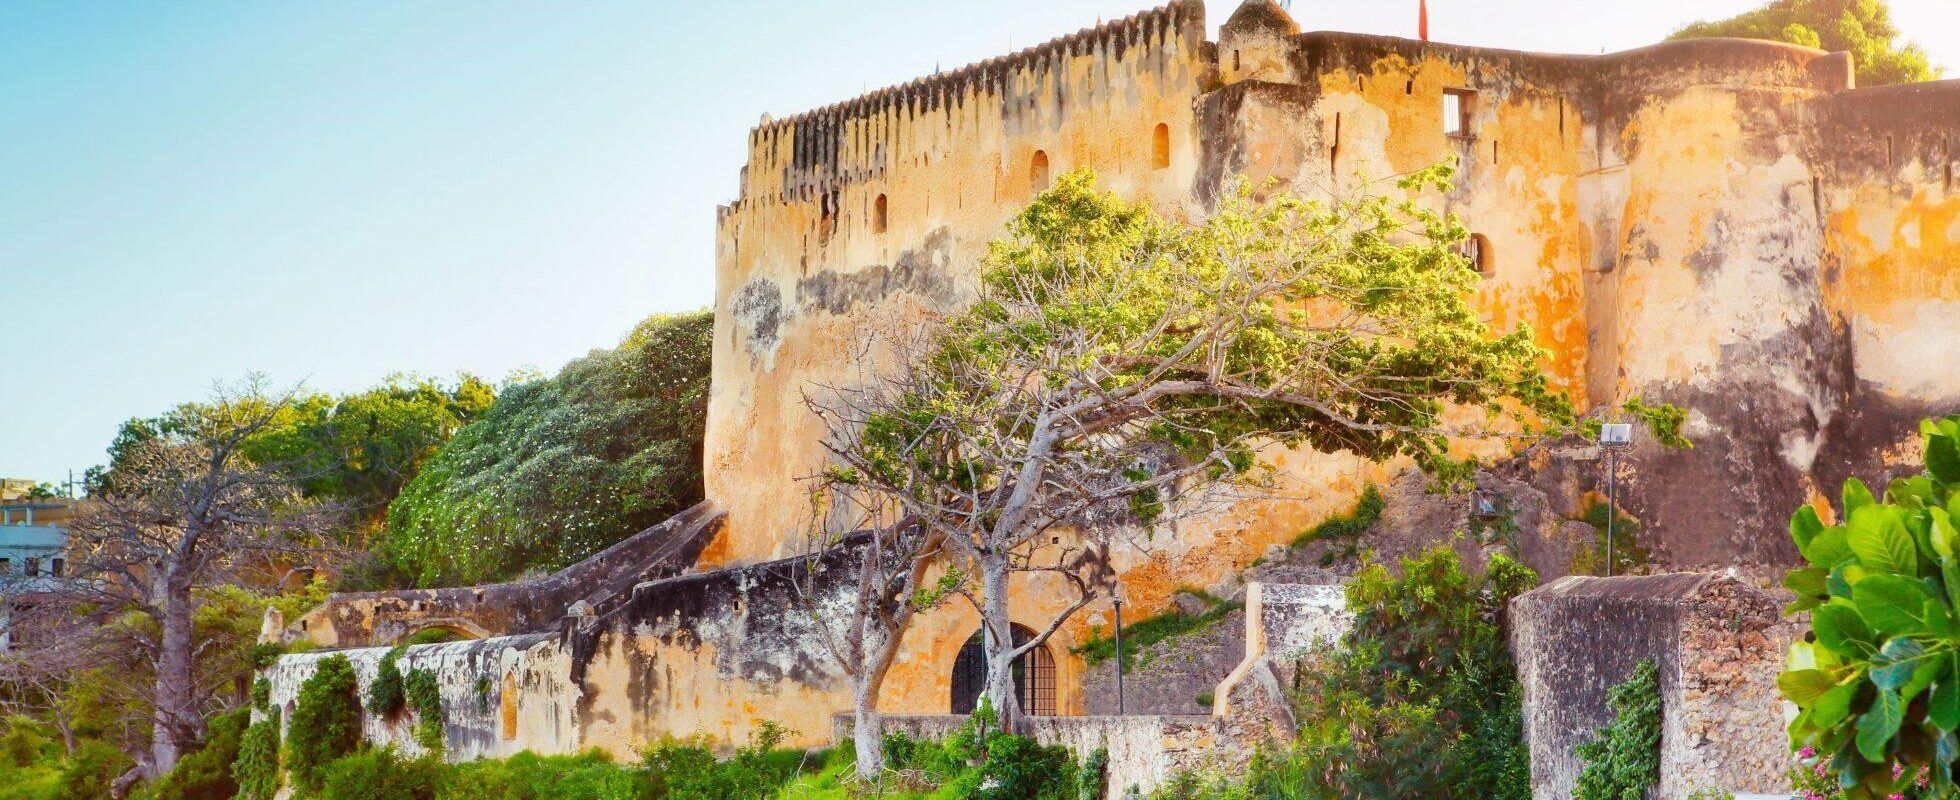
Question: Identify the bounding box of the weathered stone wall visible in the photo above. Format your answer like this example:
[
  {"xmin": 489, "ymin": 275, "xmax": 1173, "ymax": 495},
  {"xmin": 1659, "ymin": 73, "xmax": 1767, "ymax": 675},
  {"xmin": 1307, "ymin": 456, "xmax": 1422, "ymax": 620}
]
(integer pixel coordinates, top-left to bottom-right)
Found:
[
  {"xmin": 1511, "ymin": 572, "xmax": 1800, "ymax": 800},
  {"xmin": 284, "ymin": 503, "xmax": 721, "ymax": 649},
  {"xmin": 863, "ymin": 714, "xmax": 1233, "ymax": 796}
]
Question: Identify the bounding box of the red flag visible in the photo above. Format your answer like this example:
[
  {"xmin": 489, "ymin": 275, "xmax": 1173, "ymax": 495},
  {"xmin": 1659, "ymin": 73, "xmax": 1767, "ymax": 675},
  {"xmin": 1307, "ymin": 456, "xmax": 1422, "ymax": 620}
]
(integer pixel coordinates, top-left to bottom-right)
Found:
[{"xmin": 1420, "ymin": 0, "xmax": 1430, "ymax": 41}]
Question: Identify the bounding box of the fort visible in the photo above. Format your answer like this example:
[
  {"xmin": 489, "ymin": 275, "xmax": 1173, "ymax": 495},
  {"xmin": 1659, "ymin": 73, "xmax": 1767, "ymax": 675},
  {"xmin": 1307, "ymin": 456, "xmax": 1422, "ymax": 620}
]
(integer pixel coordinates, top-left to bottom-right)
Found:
[{"xmin": 264, "ymin": 2, "xmax": 1960, "ymax": 796}]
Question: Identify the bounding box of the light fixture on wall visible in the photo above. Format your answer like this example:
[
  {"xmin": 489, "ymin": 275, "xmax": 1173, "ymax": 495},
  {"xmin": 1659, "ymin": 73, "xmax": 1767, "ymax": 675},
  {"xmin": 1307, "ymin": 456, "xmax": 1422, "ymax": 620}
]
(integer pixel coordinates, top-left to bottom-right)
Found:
[{"xmin": 1598, "ymin": 423, "xmax": 1634, "ymax": 577}]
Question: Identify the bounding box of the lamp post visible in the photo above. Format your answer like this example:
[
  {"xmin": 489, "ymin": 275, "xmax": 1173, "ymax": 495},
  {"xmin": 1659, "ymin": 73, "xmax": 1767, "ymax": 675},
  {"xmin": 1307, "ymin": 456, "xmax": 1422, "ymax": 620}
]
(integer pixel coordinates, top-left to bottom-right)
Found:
[
  {"xmin": 1112, "ymin": 583, "xmax": 1126, "ymax": 715},
  {"xmin": 1598, "ymin": 422, "xmax": 1634, "ymax": 577}
]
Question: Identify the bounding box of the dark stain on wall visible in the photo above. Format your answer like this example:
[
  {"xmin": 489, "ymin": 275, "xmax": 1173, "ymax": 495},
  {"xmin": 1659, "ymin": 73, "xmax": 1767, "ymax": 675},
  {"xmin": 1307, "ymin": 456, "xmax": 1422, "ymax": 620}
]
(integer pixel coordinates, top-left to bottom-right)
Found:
[{"xmin": 796, "ymin": 227, "xmax": 959, "ymax": 316}]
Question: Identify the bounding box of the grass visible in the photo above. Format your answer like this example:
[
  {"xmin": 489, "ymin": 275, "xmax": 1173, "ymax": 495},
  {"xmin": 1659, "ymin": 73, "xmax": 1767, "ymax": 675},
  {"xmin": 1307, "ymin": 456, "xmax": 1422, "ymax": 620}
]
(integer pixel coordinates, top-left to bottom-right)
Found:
[
  {"xmin": 1073, "ymin": 589, "xmax": 1243, "ymax": 671},
  {"xmin": 773, "ymin": 756, "xmax": 959, "ymax": 800},
  {"xmin": 1290, "ymin": 484, "xmax": 1384, "ymax": 547}
]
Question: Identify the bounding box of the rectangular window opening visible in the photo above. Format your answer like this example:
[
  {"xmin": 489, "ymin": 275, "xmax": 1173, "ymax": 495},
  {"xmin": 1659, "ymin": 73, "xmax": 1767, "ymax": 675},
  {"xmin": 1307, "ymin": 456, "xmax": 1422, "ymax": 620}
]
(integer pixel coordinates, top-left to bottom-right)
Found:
[{"xmin": 1443, "ymin": 89, "xmax": 1477, "ymax": 137}]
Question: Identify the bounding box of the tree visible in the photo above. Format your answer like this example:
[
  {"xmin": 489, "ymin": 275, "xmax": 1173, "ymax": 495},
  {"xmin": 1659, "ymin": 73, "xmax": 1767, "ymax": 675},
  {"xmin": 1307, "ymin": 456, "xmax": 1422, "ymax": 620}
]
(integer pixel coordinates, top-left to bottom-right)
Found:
[
  {"xmin": 1671, "ymin": 0, "xmax": 1940, "ymax": 86},
  {"xmin": 816, "ymin": 168, "xmax": 1570, "ymax": 733},
  {"xmin": 382, "ymin": 310, "xmax": 713, "ymax": 587},
  {"xmin": 1780, "ymin": 415, "xmax": 1960, "ymax": 799},
  {"xmin": 85, "ymin": 374, "xmax": 494, "ymax": 546},
  {"xmin": 42, "ymin": 378, "xmax": 337, "ymax": 784}
]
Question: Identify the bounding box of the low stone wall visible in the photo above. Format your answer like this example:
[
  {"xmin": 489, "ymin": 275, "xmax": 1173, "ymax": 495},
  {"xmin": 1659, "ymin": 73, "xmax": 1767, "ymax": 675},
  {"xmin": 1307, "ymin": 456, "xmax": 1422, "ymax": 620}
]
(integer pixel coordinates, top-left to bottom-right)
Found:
[
  {"xmin": 859, "ymin": 714, "xmax": 1230, "ymax": 795},
  {"xmin": 1511, "ymin": 572, "xmax": 1800, "ymax": 800},
  {"xmin": 280, "ymin": 502, "xmax": 722, "ymax": 648},
  {"xmin": 260, "ymin": 633, "xmax": 578, "ymax": 762}
]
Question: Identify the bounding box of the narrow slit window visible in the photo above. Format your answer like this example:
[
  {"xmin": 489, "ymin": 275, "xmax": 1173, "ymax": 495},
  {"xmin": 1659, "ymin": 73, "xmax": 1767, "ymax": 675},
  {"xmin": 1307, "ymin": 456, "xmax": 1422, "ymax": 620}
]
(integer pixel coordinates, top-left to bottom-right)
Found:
[
  {"xmin": 1031, "ymin": 150, "xmax": 1050, "ymax": 191},
  {"xmin": 1464, "ymin": 233, "xmax": 1493, "ymax": 274},
  {"xmin": 1152, "ymin": 123, "xmax": 1171, "ymax": 170},
  {"xmin": 872, "ymin": 194, "xmax": 888, "ymax": 233}
]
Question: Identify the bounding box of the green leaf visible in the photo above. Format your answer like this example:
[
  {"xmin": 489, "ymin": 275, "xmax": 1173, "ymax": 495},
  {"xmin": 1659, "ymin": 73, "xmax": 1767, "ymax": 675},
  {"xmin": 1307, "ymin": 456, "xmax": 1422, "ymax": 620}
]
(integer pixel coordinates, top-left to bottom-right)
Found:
[
  {"xmin": 1929, "ymin": 597, "xmax": 1957, "ymax": 638},
  {"xmin": 1929, "ymin": 434, "xmax": 1960, "ymax": 485},
  {"xmin": 1793, "ymin": 504, "xmax": 1826, "ymax": 551},
  {"xmin": 1871, "ymin": 638, "xmax": 1926, "ymax": 689},
  {"xmin": 1814, "ymin": 601, "xmax": 1878, "ymax": 657},
  {"xmin": 1933, "ymin": 508, "xmax": 1958, "ymax": 560},
  {"xmin": 1780, "ymin": 669, "xmax": 1839, "ymax": 706},
  {"xmin": 1848, "ymin": 505, "xmax": 1917, "ymax": 575},
  {"xmin": 1784, "ymin": 566, "xmax": 1829, "ymax": 597},
  {"xmin": 1856, "ymin": 687, "xmax": 1904, "ymax": 762},
  {"xmin": 1855, "ymin": 574, "xmax": 1935, "ymax": 636},
  {"xmin": 1807, "ymin": 526, "xmax": 1853, "ymax": 569},
  {"xmin": 1846, "ymin": 477, "xmax": 1877, "ymax": 516},
  {"xmin": 1906, "ymin": 656, "xmax": 1944, "ymax": 702},
  {"xmin": 1934, "ymin": 659, "xmax": 1960, "ymax": 730},
  {"xmin": 1812, "ymin": 679, "xmax": 1860, "ymax": 728}
]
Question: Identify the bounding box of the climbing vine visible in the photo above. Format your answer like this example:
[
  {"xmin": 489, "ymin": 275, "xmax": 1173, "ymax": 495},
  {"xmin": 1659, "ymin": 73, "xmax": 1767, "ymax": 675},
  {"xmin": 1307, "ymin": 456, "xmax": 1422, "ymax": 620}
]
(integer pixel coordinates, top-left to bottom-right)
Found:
[
  {"xmin": 232, "ymin": 711, "xmax": 282, "ymax": 800},
  {"xmin": 367, "ymin": 645, "xmax": 408, "ymax": 715},
  {"xmin": 406, "ymin": 668, "xmax": 445, "ymax": 752},
  {"xmin": 286, "ymin": 654, "xmax": 362, "ymax": 794},
  {"xmin": 1574, "ymin": 659, "xmax": 1663, "ymax": 800}
]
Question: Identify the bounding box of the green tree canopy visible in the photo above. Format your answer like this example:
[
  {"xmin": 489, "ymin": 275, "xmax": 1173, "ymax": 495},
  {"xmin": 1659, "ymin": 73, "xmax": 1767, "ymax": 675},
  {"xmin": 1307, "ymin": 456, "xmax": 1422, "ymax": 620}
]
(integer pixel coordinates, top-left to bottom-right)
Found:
[
  {"xmin": 380, "ymin": 310, "xmax": 713, "ymax": 588},
  {"xmin": 1670, "ymin": 0, "xmax": 1940, "ymax": 86},
  {"xmin": 83, "ymin": 374, "xmax": 495, "ymax": 542}
]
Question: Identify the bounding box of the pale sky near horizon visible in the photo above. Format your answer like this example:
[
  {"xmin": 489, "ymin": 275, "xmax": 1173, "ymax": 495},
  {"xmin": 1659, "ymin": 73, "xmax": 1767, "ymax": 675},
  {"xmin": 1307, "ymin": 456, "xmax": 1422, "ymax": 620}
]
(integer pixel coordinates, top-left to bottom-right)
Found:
[{"xmin": 3, "ymin": 0, "xmax": 1956, "ymax": 485}]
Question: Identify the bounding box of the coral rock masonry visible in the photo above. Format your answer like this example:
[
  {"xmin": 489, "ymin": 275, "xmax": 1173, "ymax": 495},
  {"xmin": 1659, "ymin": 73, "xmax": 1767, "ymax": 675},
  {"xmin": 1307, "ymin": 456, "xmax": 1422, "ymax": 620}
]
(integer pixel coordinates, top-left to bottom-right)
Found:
[{"xmin": 266, "ymin": 0, "xmax": 1960, "ymax": 792}]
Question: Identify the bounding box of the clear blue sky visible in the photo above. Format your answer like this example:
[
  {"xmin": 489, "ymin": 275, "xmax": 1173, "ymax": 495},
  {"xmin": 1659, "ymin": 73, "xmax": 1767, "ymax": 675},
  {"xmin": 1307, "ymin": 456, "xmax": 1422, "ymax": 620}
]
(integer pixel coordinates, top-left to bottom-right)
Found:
[{"xmin": 3, "ymin": 0, "xmax": 1954, "ymax": 485}]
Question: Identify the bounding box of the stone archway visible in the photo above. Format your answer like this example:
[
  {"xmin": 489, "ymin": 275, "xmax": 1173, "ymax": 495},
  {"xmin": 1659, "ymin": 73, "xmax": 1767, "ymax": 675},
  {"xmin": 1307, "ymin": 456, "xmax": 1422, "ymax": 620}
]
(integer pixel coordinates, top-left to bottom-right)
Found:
[
  {"xmin": 949, "ymin": 623, "xmax": 1057, "ymax": 717},
  {"xmin": 394, "ymin": 619, "xmax": 491, "ymax": 645}
]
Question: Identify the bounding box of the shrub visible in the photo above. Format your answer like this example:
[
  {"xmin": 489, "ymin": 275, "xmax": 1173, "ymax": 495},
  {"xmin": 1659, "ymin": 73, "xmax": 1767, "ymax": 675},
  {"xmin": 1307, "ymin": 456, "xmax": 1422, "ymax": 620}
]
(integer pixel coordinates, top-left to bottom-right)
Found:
[
  {"xmin": 52, "ymin": 741, "xmax": 129, "ymax": 800},
  {"xmin": 1263, "ymin": 543, "xmax": 1536, "ymax": 800},
  {"xmin": 443, "ymin": 749, "xmax": 655, "ymax": 800},
  {"xmin": 1573, "ymin": 659, "xmax": 1662, "ymax": 800},
  {"xmin": 975, "ymin": 733, "xmax": 1077, "ymax": 800},
  {"xmin": 317, "ymin": 748, "xmax": 443, "ymax": 800},
  {"xmin": 233, "ymin": 713, "xmax": 283, "ymax": 800},
  {"xmin": 404, "ymin": 669, "xmax": 444, "ymax": 752},
  {"xmin": 287, "ymin": 655, "xmax": 363, "ymax": 793},
  {"xmin": 368, "ymin": 646, "xmax": 407, "ymax": 715},
  {"xmin": 251, "ymin": 677, "xmax": 272, "ymax": 712},
  {"xmin": 640, "ymin": 722, "xmax": 807, "ymax": 800},
  {"xmin": 1780, "ymin": 416, "xmax": 1960, "ymax": 798},
  {"xmin": 1077, "ymin": 747, "xmax": 1109, "ymax": 800},
  {"xmin": 147, "ymin": 708, "xmax": 248, "ymax": 800}
]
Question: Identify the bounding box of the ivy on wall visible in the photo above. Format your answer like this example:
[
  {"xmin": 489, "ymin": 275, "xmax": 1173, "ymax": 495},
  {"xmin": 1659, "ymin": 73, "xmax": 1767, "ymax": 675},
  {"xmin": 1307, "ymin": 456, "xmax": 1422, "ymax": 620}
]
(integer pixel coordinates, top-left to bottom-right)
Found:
[{"xmin": 1574, "ymin": 658, "xmax": 1663, "ymax": 800}]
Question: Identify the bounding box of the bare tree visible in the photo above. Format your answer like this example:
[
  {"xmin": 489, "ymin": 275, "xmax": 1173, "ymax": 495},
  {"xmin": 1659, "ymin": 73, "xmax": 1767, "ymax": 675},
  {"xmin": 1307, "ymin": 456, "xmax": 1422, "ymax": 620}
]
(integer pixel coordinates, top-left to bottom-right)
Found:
[
  {"xmin": 35, "ymin": 377, "xmax": 339, "ymax": 784},
  {"xmin": 811, "ymin": 168, "xmax": 1570, "ymax": 733}
]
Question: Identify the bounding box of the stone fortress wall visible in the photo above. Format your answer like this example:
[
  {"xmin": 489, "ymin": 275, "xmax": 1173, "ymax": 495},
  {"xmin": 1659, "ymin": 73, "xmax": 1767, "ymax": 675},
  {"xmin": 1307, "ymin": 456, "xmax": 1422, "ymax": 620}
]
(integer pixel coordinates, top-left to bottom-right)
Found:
[{"xmin": 267, "ymin": 1, "xmax": 1960, "ymax": 793}]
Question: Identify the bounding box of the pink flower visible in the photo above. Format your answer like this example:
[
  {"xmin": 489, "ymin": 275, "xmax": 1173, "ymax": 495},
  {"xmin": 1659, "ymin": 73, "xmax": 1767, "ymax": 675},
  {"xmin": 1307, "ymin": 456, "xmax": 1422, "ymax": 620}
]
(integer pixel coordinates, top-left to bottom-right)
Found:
[{"xmin": 1799, "ymin": 746, "xmax": 1817, "ymax": 759}]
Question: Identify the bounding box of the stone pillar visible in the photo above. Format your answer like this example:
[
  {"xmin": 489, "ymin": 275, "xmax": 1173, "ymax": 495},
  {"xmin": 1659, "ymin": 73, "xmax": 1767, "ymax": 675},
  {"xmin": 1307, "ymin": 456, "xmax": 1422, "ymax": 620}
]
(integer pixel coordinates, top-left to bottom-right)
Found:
[{"xmin": 1510, "ymin": 572, "xmax": 1800, "ymax": 800}]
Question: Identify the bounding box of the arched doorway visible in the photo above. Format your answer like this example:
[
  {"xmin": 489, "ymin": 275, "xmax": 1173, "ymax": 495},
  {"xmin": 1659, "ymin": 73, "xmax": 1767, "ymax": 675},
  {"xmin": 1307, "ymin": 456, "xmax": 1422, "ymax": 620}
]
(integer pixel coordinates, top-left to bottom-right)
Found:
[{"xmin": 950, "ymin": 623, "xmax": 1056, "ymax": 716}]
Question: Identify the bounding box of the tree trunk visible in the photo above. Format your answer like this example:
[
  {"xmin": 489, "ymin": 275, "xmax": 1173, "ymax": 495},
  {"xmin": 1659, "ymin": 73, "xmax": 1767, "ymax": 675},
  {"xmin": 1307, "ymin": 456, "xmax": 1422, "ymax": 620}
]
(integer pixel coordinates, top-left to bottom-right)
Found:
[
  {"xmin": 979, "ymin": 553, "xmax": 1025, "ymax": 735},
  {"xmin": 852, "ymin": 679, "xmax": 886, "ymax": 782},
  {"xmin": 149, "ymin": 575, "xmax": 197, "ymax": 777}
]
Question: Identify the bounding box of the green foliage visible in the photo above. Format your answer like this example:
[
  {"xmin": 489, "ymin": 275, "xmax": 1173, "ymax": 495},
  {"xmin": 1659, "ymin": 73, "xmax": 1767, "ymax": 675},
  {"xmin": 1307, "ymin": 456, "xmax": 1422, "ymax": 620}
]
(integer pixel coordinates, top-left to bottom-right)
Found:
[
  {"xmin": 1569, "ymin": 495, "xmax": 1652, "ymax": 576},
  {"xmin": 405, "ymin": 669, "xmax": 444, "ymax": 753},
  {"xmin": 1781, "ymin": 416, "xmax": 1960, "ymax": 798},
  {"xmin": 1624, "ymin": 397, "xmax": 1693, "ymax": 450},
  {"xmin": 1670, "ymin": 0, "xmax": 1940, "ymax": 85},
  {"xmin": 403, "ymin": 628, "xmax": 465, "ymax": 646},
  {"xmin": 287, "ymin": 655, "xmax": 362, "ymax": 794},
  {"xmin": 233, "ymin": 714, "xmax": 282, "ymax": 800},
  {"xmin": 443, "ymin": 749, "xmax": 657, "ymax": 799},
  {"xmin": 86, "ymin": 375, "xmax": 494, "ymax": 543},
  {"xmin": 1291, "ymin": 484, "xmax": 1385, "ymax": 547},
  {"xmin": 251, "ymin": 678, "xmax": 272, "ymax": 712},
  {"xmin": 53, "ymin": 741, "xmax": 130, "ymax": 800},
  {"xmin": 1574, "ymin": 660, "xmax": 1663, "ymax": 800},
  {"xmin": 317, "ymin": 747, "xmax": 445, "ymax": 800},
  {"xmin": 369, "ymin": 646, "xmax": 408, "ymax": 716},
  {"xmin": 974, "ymin": 733, "xmax": 1078, "ymax": 800},
  {"xmin": 1257, "ymin": 544, "xmax": 1536, "ymax": 800},
  {"xmin": 383, "ymin": 311, "xmax": 713, "ymax": 587},
  {"xmin": 637, "ymin": 721, "xmax": 809, "ymax": 800},
  {"xmin": 1073, "ymin": 591, "xmax": 1242, "ymax": 670},
  {"xmin": 1077, "ymin": 747, "xmax": 1108, "ymax": 800},
  {"xmin": 146, "ymin": 707, "xmax": 250, "ymax": 800},
  {"xmin": 0, "ymin": 717, "xmax": 62, "ymax": 800}
]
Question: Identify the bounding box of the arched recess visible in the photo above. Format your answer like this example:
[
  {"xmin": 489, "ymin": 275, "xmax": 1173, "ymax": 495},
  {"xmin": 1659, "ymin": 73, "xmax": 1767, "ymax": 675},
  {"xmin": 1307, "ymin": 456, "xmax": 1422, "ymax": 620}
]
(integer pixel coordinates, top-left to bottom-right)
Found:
[
  {"xmin": 1030, "ymin": 150, "xmax": 1051, "ymax": 192},
  {"xmin": 1151, "ymin": 123, "xmax": 1171, "ymax": 170},
  {"xmin": 949, "ymin": 623, "xmax": 1056, "ymax": 717},
  {"xmin": 1464, "ymin": 232, "xmax": 1493, "ymax": 274},
  {"xmin": 395, "ymin": 619, "xmax": 490, "ymax": 646},
  {"xmin": 873, "ymin": 193, "xmax": 888, "ymax": 234}
]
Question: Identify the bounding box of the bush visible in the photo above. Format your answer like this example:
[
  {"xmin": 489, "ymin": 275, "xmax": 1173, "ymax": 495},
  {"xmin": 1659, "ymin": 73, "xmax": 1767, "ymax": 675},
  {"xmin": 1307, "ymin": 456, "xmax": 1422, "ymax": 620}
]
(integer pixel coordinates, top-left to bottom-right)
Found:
[
  {"xmin": 1781, "ymin": 415, "xmax": 1960, "ymax": 798},
  {"xmin": 976, "ymin": 732, "xmax": 1077, "ymax": 800},
  {"xmin": 368, "ymin": 646, "xmax": 407, "ymax": 716},
  {"xmin": 287, "ymin": 655, "xmax": 363, "ymax": 794},
  {"xmin": 1255, "ymin": 543, "xmax": 1536, "ymax": 800},
  {"xmin": 444, "ymin": 749, "xmax": 655, "ymax": 800},
  {"xmin": 639, "ymin": 722, "xmax": 808, "ymax": 800},
  {"xmin": 147, "ymin": 708, "xmax": 249, "ymax": 800},
  {"xmin": 1077, "ymin": 747, "xmax": 1108, "ymax": 800},
  {"xmin": 317, "ymin": 748, "xmax": 443, "ymax": 800},
  {"xmin": 404, "ymin": 669, "xmax": 444, "ymax": 752},
  {"xmin": 52, "ymin": 741, "xmax": 129, "ymax": 800},
  {"xmin": 1574, "ymin": 659, "xmax": 1662, "ymax": 800},
  {"xmin": 233, "ymin": 713, "xmax": 282, "ymax": 800}
]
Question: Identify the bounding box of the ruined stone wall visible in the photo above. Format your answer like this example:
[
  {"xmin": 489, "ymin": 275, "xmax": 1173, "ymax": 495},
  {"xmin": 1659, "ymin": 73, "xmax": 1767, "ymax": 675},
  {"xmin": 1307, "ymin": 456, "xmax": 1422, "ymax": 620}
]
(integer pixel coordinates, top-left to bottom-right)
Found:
[{"xmin": 1511, "ymin": 573, "xmax": 1800, "ymax": 800}]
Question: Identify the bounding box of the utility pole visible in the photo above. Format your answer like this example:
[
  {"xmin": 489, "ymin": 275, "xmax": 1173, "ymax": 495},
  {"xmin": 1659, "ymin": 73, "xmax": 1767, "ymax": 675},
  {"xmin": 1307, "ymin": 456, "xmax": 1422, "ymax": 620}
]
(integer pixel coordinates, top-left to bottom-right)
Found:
[
  {"xmin": 1599, "ymin": 423, "xmax": 1633, "ymax": 577},
  {"xmin": 1113, "ymin": 584, "xmax": 1126, "ymax": 715}
]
